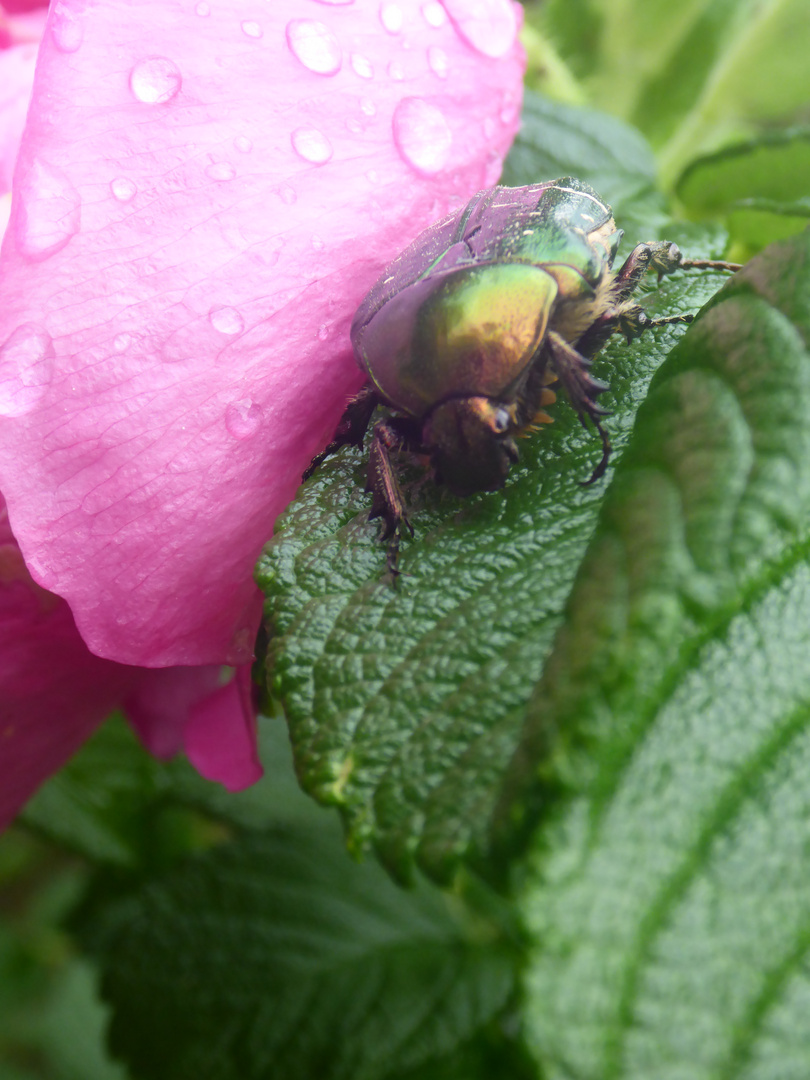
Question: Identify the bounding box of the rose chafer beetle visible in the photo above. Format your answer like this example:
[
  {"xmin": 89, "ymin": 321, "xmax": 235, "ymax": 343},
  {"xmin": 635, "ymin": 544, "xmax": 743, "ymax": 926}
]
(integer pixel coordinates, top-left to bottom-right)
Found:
[{"xmin": 305, "ymin": 178, "xmax": 739, "ymax": 573}]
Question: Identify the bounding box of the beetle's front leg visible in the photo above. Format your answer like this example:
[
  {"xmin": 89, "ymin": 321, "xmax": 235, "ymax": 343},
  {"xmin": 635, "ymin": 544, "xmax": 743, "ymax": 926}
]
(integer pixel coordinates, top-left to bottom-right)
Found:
[
  {"xmin": 366, "ymin": 418, "xmax": 414, "ymax": 577},
  {"xmin": 546, "ymin": 331, "xmax": 612, "ymax": 484},
  {"xmin": 303, "ymin": 384, "xmax": 379, "ymax": 481}
]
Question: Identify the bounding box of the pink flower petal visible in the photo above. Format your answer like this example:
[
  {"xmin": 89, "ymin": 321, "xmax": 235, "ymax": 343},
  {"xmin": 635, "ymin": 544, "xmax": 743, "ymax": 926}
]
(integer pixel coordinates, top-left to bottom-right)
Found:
[
  {"xmin": 0, "ymin": 0, "xmax": 524, "ymax": 669},
  {"xmin": 0, "ymin": 40, "xmax": 39, "ymax": 194},
  {"xmin": 0, "ymin": 491, "xmax": 262, "ymax": 831},
  {"xmin": 182, "ymin": 665, "xmax": 262, "ymax": 792}
]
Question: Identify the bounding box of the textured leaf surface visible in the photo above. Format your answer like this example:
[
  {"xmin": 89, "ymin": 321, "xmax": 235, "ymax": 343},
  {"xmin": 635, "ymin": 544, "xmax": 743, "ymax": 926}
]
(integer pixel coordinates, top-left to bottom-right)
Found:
[
  {"xmin": 517, "ymin": 229, "xmax": 810, "ymax": 1079},
  {"xmin": 90, "ymin": 827, "xmax": 516, "ymax": 1080},
  {"xmin": 255, "ymin": 98, "xmax": 735, "ymax": 882}
]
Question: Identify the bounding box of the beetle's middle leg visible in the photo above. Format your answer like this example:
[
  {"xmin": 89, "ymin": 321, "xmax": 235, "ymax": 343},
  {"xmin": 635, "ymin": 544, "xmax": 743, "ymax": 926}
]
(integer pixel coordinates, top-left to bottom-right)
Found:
[
  {"xmin": 546, "ymin": 330, "xmax": 612, "ymax": 484},
  {"xmin": 366, "ymin": 418, "xmax": 415, "ymax": 577},
  {"xmin": 303, "ymin": 384, "xmax": 379, "ymax": 481}
]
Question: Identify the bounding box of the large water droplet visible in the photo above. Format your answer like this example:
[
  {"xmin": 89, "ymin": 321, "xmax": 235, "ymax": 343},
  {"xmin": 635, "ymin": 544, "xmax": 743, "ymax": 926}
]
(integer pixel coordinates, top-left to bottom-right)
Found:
[
  {"xmin": 422, "ymin": 1, "xmax": 447, "ymax": 26},
  {"xmin": 15, "ymin": 160, "xmax": 80, "ymax": 261},
  {"xmin": 130, "ymin": 56, "xmax": 182, "ymax": 104},
  {"xmin": 0, "ymin": 325, "xmax": 55, "ymax": 417},
  {"xmin": 392, "ymin": 97, "xmax": 452, "ymax": 175},
  {"xmin": 225, "ymin": 398, "xmax": 262, "ymax": 440},
  {"xmin": 209, "ymin": 306, "xmax": 245, "ymax": 335},
  {"xmin": 351, "ymin": 53, "xmax": 374, "ymax": 78},
  {"xmin": 291, "ymin": 127, "xmax": 333, "ymax": 165},
  {"xmin": 241, "ymin": 20, "xmax": 262, "ymax": 39},
  {"xmin": 286, "ymin": 19, "xmax": 342, "ymax": 76},
  {"xmin": 195, "ymin": 1, "xmax": 210, "ymax": 14},
  {"xmin": 50, "ymin": 2, "xmax": 83, "ymax": 53},
  {"xmin": 427, "ymin": 45, "xmax": 448, "ymax": 77},
  {"xmin": 440, "ymin": 0, "xmax": 517, "ymax": 58},
  {"xmin": 110, "ymin": 177, "xmax": 137, "ymax": 202},
  {"xmin": 206, "ymin": 161, "xmax": 236, "ymax": 182},
  {"xmin": 380, "ymin": 1, "xmax": 403, "ymax": 33},
  {"xmin": 234, "ymin": 136, "xmax": 253, "ymax": 153}
]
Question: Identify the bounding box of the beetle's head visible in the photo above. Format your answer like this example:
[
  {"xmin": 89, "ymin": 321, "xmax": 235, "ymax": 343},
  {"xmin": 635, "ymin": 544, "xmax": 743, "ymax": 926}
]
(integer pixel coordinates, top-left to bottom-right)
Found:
[{"xmin": 422, "ymin": 396, "xmax": 519, "ymax": 496}]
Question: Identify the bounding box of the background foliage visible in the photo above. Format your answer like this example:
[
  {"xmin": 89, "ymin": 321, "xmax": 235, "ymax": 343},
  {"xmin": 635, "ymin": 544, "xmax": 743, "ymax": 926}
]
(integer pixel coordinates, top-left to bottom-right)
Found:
[{"xmin": 4, "ymin": 2, "xmax": 810, "ymax": 1077}]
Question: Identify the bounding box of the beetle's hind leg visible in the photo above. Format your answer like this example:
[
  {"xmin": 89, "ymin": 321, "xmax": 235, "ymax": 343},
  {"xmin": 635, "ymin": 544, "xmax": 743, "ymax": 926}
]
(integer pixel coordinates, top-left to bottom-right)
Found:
[
  {"xmin": 303, "ymin": 384, "xmax": 379, "ymax": 481},
  {"xmin": 546, "ymin": 330, "xmax": 612, "ymax": 484},
  {"xmin": 367, "ymin": 418, "xmax": 415, "ymax": 578}
]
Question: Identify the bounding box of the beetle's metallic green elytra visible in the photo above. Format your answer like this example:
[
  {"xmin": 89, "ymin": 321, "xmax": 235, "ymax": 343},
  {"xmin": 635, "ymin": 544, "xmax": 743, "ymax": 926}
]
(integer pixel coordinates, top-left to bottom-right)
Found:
[{"xmin": 305, "ymin": 177, "xmax": 740, "ymax": 574}]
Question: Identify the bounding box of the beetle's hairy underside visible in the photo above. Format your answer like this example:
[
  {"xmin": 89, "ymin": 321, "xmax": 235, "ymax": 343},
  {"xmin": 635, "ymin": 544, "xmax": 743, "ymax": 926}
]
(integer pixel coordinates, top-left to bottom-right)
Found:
[{"xmin": 304, "ymin": 178, "xmax": 740, "ymax": 576}]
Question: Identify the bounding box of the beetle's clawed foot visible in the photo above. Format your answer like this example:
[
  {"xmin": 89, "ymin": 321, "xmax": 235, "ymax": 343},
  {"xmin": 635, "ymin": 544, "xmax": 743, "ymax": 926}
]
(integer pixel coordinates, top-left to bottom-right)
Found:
[
  {"xmin": 680, "ymin": 257, "xmax": 743, "ymax": 274},
  {"xmin": 618, "ymin": 306, "xmax": 695, "ymax": 342}
]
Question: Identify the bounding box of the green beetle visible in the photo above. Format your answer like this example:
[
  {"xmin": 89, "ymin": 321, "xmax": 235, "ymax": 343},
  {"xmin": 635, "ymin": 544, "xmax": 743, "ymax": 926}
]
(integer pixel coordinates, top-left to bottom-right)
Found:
[{"xmin": 305, "ymin": 178, "xmax": 739, "ymax": 572}]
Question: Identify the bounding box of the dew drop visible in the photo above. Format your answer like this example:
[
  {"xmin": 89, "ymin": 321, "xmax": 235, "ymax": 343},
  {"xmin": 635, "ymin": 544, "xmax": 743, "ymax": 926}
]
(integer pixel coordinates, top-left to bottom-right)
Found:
[
  {"xmin": 234, "ymin": 135, "xmax": 253, "ymax": 153},
  {"xmin": 360, "ymin": 97, "xmax": 376, "ymax": 116},
  {"xmin": 483, "ymin": 116, "xmax": 496, "ymax": 139},
  {"xmin": 286, "ymin": 19, "xmax": 342, "ymax": 76},
  {"xmin": 291, "ymin": 127, "xmax": 333, "ymax": 165},
  {"xmin": 388, "ymin": 60, "xmax": 405, "ymax": 80},
  {"xmin": 206, "ymin": 161, "xmax": 236, "ymax": 182},
  {"xmin": 113, "ymin": 333, "xmax": 131, "ymax": 352},
  {"xmin": 50, "ymin": 2, "xmax": 83, "ymax": 53},
  {"xmin": 278, "ymin": 184, "xmax": 297, "ymax": 204},
  {"xmin": 225, "ymin": 398, "xmax": 263, "ymax": 440},
  {"xmin": 366, "ymin": 169, "xmax": 379, "ymax": 183},
  {"xmin": 130, "ymin": 56, "xmax": 182, "ymax": 104},
  {"xmin": 392, "ymin": 97, "xmax": 452, "ymax": 176},
  {"xmin": 380, "ymin": 1, "xmax": 403, "ymax": 33},
  {"xmin": 0, "ymin": 325, "xmax": 55, "ymax": 417},
  {"xmin": 317, "ymin": 324, "xmax": 330, "ymax": 340},
  {"xmin": 311, "ymin": 235, "xmax": 325, "ymax": 251},
  {"xmin": 209, "ymin": 306, "xmax": 245, "ymax": 335},
  {"xmin": 311, "ymin": 0, "xmax": 354, "ymax": 4},
  {"xmin": 441, "ymin": 0, "xmax": 517, "ymax": 58},
  {"xmin": 351, "ymin": 53, "xmax": 374, "ymax": 78},
  {"xmin": 421, "ymin": 1, "xmax": 447, "ymax": 26},
  {"xmin": 110, "ymin": 177, "xmax": 137, "ymax": 202},
  {"xmin": 15, "ymin": 160, "xmax": 80, "ymax": 261},
  {"xmin": 346, "ymin": 118, "xmax": 363, "ymax": 134},
  {"xmin": 241, "ymin": 20, "xmax": 262, "ymax": 39},
  {"xmin": 427, "ymin": 45, "xmax": 448, "ymax": 78},
  {"xmin": 499, "ymin": 91, "xmax": 517, "ymax": 125},
  {"xmin": 195, "ymin": 1, "xmax": 210, "ymax": 14}
]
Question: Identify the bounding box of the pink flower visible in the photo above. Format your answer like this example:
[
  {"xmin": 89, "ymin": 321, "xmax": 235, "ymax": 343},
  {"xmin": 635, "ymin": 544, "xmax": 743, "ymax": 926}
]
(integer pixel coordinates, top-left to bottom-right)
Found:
[{"xmin": 0, "ymin": 0, "xmax": 524, "ymax": 824}]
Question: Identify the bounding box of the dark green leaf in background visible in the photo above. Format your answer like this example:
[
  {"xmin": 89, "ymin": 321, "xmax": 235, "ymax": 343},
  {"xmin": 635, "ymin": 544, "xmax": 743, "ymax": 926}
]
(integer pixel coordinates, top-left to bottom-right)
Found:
[
  {"xmin": 516, "ymin": 228, "xmax": 810, "ymax": 1080},
  {"xmin": 87, "ymin": 827, "xmax": 517, "ymax": 1080}
]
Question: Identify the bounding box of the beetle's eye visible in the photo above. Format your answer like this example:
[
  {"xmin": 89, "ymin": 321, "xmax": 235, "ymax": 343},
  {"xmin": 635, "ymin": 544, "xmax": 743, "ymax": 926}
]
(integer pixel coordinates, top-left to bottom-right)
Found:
[{"xmin": 493, "ymin": 407, "xmax": 511, "ymax": 433}]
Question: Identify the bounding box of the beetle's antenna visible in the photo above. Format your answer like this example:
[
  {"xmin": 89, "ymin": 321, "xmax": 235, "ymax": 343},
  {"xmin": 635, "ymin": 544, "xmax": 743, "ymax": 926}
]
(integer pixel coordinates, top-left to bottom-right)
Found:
[{"xmin": 680, "ymin": 258, "xmax": 743, "ymax": 273}]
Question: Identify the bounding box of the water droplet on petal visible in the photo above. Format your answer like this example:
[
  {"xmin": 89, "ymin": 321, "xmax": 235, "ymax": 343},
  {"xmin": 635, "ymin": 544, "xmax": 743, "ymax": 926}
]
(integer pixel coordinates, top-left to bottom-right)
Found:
[
  {"xmin": 499, "ymin": 90, "xmax": 517, "ymax": 125},
  {"xmin": 380, "ymin": 1, "xmax": 403, "ymax": 33},
  {"xmin": 50, "ymin": 2, "xmax": 83, "ymax": 53},
  {"xmin": 0, "ymin": 325, "xmax": 55, "ymax": 417},
  {"xmin": 225, "ymin": 398, "xmax": 262, "ymax": 440},
  {"xmin": 206, "ymin": 161, "xmax": 236, "ymax": 182},
  {"xmin": 366, "ymin": 169, "xmax": 379, "ymax": 183},
  {"xmin": 278, "ymin": 184, "xmax": 297, "ymax": 205},
  {"xmin": 286, "ymin": 19, "xmax": 342, "ymax": 76},
  {"xmin": 483, "ymin": 116, "xmax": 496, "ymax": 139},
  {"xmin": 234, "ymin": 136, "xmax": 253, "ymax": 153},
  {"xmin": 441, "ymin": 0, "xmax": 517, "ymax": 58},
  {"xmin": 15, "ymin": 160, "xmax": 80, "ymax": 261},
  {"xmin": 130, "ymin": 56, "xmax": 182, "ymax": 104},
  {"xmin": 317, "ymin": 324, "xmax": 330, "ymax": 340},
  {"xmin": 392, "ymin": 97, "xmax": 452, "ymax": 176},
  {"xmin": 209, "ymin": 306, "xmax": 245, "ymax": 335},
  {"xmin": 195, "ymin": 1, "xmax": 210, "ymax": 14},
  {"xmin": 388, "ymin": 61, "xmax": 405, "ymax": 80},
  {"xmin": 311, "ymin": 235, "xmax": 325, "ymax": 251},
  {"xmin": 421, "ymin": 1, "xmax": 447, "ymax": 26},
  {"xmin": 291, "ymin": 127, "xmax": 333, "ymax": 165},
  {"xmin": 483, "ymin": 150, "xmax": 503, "ymax": 186},
  {"xmin": 113, "ymin": 333, "xmax": 131, "ymax": 352},
  {"xmin": 360, "ymin": 98, "xmax": 376, "ymax": 116},
  {"xmin": 110, "ymin": 177, "xmax": 137, "ymax": 202},
  {"xmin": 351, "ymin": 53, "xmax": 374, "ymax": 78},
  {"xmin": 241, "ymin": 20, "xmax": 262, "ymax": 38},
  {"xmin": 311, "ymin": 0, "xmax": 354, "ymax": 4},
  {"xmin": 427, "ymin": 45, "xmax": 448, "ymax": 78}
]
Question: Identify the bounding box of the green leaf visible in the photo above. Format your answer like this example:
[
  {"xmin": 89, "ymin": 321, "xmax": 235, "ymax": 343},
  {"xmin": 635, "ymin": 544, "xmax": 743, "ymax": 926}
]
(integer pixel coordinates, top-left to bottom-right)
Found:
[
  {"xmin": 256, "ymin": 161, "xmax": 734, "ymax": 880},
  {"xmin": 676, "ymin": 130, "xmax": 810, "ymax": 250},
  {"xmin": 89, "ymin": 827, "xmax": 517, "ymax": 1080},
  {"xmin": 516, "ymin": 230, "xmax": 810, "ymax": 1078}
]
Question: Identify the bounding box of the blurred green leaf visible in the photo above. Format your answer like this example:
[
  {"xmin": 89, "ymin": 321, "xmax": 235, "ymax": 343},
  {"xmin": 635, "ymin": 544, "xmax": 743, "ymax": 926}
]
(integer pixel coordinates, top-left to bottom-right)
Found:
[
  {"xmin": 515, "ymin": 230, "xmax": 810, "ymax": 1078},
  {"xmin": 89, "ymin": 827, "xmax": 517, "ymax": 1080}
]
